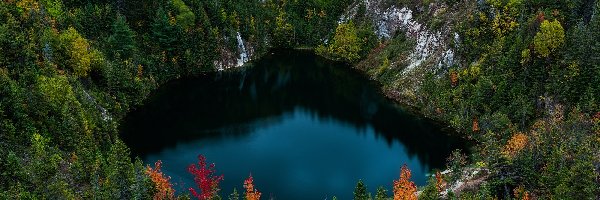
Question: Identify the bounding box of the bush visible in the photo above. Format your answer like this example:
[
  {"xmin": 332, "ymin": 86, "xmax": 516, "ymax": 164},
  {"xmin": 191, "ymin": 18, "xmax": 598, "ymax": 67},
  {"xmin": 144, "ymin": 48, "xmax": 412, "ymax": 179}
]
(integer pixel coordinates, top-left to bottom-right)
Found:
[
  {"xmin": 317, "ymin": 21, "xmax": 361, "ymax": 63},
  {"xmin": 533, "ymin": 20, "xmax": 565, "ymax": 58}
]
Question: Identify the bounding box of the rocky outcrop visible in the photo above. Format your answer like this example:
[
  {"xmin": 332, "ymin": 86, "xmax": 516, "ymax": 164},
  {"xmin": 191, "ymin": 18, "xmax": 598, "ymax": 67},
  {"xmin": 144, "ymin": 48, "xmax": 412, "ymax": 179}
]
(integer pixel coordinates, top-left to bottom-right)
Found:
[
  {"xmin": 439, "ymin": 168, "xmax": 490, "ymax": 198},
  {"xmin": 346, "ymin": 0, "xmax": 473, "ymax": 106}
]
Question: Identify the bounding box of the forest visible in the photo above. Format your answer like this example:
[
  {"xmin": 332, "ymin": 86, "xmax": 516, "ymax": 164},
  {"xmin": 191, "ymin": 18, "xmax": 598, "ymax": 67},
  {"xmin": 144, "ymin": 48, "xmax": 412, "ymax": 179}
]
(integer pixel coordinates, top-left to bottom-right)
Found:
[{"xmin": 0, "ymin": 0, "xmax": 599, "ymax": 199}]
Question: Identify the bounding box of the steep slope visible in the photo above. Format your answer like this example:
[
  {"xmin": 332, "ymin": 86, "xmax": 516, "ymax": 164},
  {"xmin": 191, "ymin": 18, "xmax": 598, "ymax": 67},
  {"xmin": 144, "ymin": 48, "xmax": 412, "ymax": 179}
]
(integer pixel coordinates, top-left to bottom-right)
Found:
[
  {"xmin": 341, "ymin": 0, "xmax": 600, "ymax": 198},
  {"xmin": 0, "ymin": 0, "xmax": 352, "ymax": 198}
]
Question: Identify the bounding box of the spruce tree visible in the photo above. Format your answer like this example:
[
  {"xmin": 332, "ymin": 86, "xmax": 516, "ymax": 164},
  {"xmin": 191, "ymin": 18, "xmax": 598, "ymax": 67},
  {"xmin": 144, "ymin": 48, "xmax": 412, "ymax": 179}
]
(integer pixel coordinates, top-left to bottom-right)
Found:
[
  {"xmin": 107, "ymin": 14, "xmax": 135, "ymax": 59},
  {"xmin": 375, "ymin": 186, "xmax": 388, "ymax": 200},
  {"xmin": 228, "ymin": 188, "xmax": 239, "ymax": 200},
  {"xmin": 354, "ymin": 179, "xmax": 369, "ymax": 200},
  {"xmin": 151, "ymin": 7, "xmax": 179, "ymax": 58}
]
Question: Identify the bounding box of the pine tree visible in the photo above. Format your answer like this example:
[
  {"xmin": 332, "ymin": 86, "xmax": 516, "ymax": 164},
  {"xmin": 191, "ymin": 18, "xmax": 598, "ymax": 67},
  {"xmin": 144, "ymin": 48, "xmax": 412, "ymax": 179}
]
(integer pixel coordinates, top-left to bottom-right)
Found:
[
  {"xmin": 151, "ymin": 7, "xmax": 179, "ymax": 59},
  {"xmin": 228, "ymin": 188, "xmax": 239, "ymax": 200},
  {"xmin": 375, "ymin": 186, "xmax": 388, "ymax": 200},
  {"xmin": 107, "ymin": 14, "xmax": 135, "ymax": 59},
  {"xmin": 354, "ymin": 179, "xmax": 369, "ymax": 200},
  {"xmin": 105, "ymin": 139, "xmax": 137, "ymax": 199},
  {"xmin": 273, "ymin": 9, "xmax": 294, "ymax": 48}
]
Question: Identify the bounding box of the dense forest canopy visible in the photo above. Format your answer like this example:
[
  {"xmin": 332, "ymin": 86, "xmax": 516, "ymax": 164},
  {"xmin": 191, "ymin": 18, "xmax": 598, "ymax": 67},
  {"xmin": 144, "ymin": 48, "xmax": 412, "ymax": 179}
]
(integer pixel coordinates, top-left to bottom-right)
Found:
[
  {"xmin": 356, "ymin": 0, "xmax": 600, "ymax": 198},
  {"xmin": 0, "ymin": 0, "xmax": 355, "ymax": 198},
  {"xmin": 1, "ymin": 0, "xmax": 599, "ymax": 199}
]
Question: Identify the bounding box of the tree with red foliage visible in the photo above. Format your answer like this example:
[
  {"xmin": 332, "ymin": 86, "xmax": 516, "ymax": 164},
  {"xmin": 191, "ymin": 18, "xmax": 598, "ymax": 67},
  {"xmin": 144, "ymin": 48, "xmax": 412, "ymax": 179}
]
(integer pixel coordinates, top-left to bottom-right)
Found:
[
  {"xmin": 188, "ymin": 155, "xmax": 224, "ymax": 200},
  {"xmin": 244, "ymin": 174, "xmax": 261, "ymax": 200}
]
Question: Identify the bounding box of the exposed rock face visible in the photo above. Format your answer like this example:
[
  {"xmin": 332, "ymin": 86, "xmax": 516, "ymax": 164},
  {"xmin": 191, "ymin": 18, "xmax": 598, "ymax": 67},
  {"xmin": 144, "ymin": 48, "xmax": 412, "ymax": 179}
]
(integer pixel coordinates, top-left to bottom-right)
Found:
[
  {"xmin": 345, "ymin": 0, "xmax": 471, "ymax": 106},
  {"xmin": 438, "ymin": 168, "xmax": 490, "ymax": 198}
]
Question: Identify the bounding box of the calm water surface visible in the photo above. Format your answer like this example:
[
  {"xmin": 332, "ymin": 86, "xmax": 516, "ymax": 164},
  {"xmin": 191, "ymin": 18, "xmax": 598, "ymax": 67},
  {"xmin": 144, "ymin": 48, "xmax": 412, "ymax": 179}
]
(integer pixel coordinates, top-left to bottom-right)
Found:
[{"xmin": 121, "ymin": 50, "xmax": 469, "ymax": 199}]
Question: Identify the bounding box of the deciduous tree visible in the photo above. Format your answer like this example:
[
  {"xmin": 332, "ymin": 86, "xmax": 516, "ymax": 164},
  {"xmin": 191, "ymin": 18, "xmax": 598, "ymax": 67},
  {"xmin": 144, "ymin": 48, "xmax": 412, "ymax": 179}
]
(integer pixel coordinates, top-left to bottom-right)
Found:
[
  {"xmin": 188, "ymin": 155, "xmax": 223, "ymax": 200},
  {"xmin": 534, "ymin": 19, "xmax": 565, "ymax": 58},
  {"xmin": 243, "ymin": 174, "xmax": 261, "ymax": 200},
  {"xmin": 393, "ymin": 165, "xmax": 417, "ymax": 200},
  {"xmin": 146, "ymin": 160, "xmax": 175, "ymax": 200}
]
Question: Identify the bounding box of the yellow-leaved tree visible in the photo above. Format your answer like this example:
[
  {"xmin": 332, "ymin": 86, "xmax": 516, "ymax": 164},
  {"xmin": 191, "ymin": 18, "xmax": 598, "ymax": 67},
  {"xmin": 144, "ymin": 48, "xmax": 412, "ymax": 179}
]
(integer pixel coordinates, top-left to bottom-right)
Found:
[
  {"xmin": 316, "ymin": 21, "xmax": 361, "ymax": 63},
  {"xmin": 59, "ymin": 27, "xmax": 102, "ymax": 77},
  {"xmin": 534, "ymin": 19, "xmax": 565, "ymax": 58}
]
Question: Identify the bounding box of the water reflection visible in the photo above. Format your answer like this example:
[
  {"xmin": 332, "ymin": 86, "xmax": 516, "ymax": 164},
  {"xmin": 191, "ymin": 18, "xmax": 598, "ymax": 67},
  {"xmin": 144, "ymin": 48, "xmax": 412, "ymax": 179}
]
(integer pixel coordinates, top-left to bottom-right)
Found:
[{"xmin": 120, "ymin": 50, "xmax": 468, "ymax": 199}]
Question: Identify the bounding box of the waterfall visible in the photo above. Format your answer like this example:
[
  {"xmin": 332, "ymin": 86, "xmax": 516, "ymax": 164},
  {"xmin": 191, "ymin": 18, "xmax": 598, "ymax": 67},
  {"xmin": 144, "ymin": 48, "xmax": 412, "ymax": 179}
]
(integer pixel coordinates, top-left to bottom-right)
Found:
[{"xmin": 236, "ymin": 32, "xmax": 249, "ymax": 67}]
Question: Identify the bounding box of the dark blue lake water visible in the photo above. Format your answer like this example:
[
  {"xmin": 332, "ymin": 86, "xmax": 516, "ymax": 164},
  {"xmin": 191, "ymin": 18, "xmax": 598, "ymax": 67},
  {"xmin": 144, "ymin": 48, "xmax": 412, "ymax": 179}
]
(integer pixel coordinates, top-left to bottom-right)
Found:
[{"xmin": 121, "ymin": 50, "xmax": 468, "ymax": 199}]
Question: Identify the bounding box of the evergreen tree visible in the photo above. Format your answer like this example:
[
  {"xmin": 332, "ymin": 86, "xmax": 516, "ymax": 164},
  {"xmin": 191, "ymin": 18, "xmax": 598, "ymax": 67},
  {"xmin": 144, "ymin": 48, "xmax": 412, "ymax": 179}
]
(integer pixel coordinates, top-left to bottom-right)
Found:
[
  {"xmin": 107, "ymin": 14, "xmax": 136, "ymax": 59},
  {"xmin": 273, "ymin": 9, "xmax": 294, "ymax": 48},
  {"xmin": 354, "ymin": 179, "xmax": 369, "ymax": 200},
  {"xmin": 228, "ymin": 188, "xmax": 239, "ymax": 200},
  {"xmin": 375, "ymin": 186, "xmax": 388, "ymax": 200},
  {"xmin": 151, "ymin": 7, "xmax": 179, "ymax": 58}
]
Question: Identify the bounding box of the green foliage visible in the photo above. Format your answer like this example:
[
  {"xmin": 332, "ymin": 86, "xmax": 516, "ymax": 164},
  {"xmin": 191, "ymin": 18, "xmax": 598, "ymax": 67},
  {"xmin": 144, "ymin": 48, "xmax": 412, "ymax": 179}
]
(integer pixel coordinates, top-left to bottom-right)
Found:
[
  {"xmin": 453, "ymin": 182, "xmax": 495, "ymax": 199},
  {"xmin": 35, "ymin": 75, "xmax": 91, "ymax": 149},
  {"xmin": 274, "ymin": 9, "xmax": 295, "ymax": 48},
  {"xmin": 354, "ymin": 179, "xmax": 369, "ymax": 200},
  {"xmin": 447, "ymin": 150, "xmax": 467, "ymax": 183},
  {"xmin": 104, "ymin": 139, "xmax": 153, "ymax": 199},
  {"xmin": 36, "ymin": 75, "xmax": 79, "ymax": 112},
  {"xmin": 172, "ymin": 0, "xmax": 196, "ymax": 30},
  {"xmin": 59, "ymin": 27, "xmax": 102, "ymax": 77},
  {"xmin": 151, "ymin": 7, "xmax": 180, "ymax": 57},
  {"xmin": 534, "ymin": 19, "xmax": 565, "ymax": 58},
  {"xmin": 107, "ymin": 14, "xmax": 136, "ymax": 60},
  {"xmin": 375, "ymin": 186, "xmax": 388, "ymax": 200},
  {"xmin": 72, "ymin": 4, "xmax": 116, "ymax": 40},
  {"xmin": 4, "ymin": 0, "xmax": 599, "ymax": 199},
  {"xmin": 0, "ymin": 0, "xmax": 359, "ymax": 198},
  {"xmin": 228, "ymin": 188, "xmax": 239, "ymax": 200},
  {"xmin": 40, "ymin": 0, "xmax": 64, "ymax": 20},
  {"xmin": 317, "ymin": 21, "xmax": 361, "ymax": 63},
  {"xmin": 401, "ymin": 3, "xmax": 600, "ymax": 197},
  {"xmin": 418, "ymin": 176, "xmax": 440, "ymax": 200}
]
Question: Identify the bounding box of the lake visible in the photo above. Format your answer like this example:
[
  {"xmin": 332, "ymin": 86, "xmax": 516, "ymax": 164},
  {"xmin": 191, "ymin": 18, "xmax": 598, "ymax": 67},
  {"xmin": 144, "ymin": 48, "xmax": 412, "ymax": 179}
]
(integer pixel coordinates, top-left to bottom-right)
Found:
[{"xmin": 120, "ymin": 50, "xmax": 469, "ymax": 199}]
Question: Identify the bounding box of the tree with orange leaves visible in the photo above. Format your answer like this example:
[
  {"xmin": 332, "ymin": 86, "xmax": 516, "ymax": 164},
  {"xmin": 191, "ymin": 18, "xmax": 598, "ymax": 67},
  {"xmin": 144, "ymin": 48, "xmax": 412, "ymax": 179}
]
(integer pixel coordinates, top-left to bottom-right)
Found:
[
  {"xmin": 393, "ymin": 165, "xmax": 417, "ymax": 200},
  {"xmin": 472, "ymin": 117, "xmax": 480, "ymax": 132},
  {"xmin": 450, "ymin": 70, "xmax": 459, "ymax": 87},
  {"xmin": 435, "ymin": 171, "xmax": 445, "ymax": 193},
  {"xmin": 513, "ymin": 185, "xmax": 531, "ymax": 200},
  {"xmin": 146, "ymin": 160, "xmax": 175, "ymax": 200},
  {"xmin": 243, "ymin": 174, "xmax": 261, "ymax": 200},
  {"xmin": 502, "ymin": 132, "xmax": 528, "ymax": 158}
]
